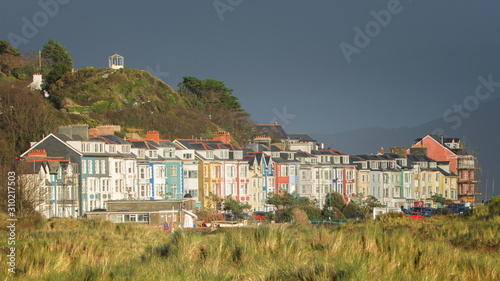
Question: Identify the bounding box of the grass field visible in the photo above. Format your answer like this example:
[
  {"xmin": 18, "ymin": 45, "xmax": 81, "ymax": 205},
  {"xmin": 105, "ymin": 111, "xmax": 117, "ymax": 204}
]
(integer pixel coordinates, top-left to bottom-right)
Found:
[{"xmin": 0, "ymin": 208, "xmax": 499, "ymax": 280}]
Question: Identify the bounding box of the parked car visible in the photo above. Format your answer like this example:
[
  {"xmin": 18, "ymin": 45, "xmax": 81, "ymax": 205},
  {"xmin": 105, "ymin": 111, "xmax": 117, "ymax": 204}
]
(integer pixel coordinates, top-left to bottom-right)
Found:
[
  {"xmin": 420, "ymin": 211, "xmax": 432, "ymax": 218},
  {"xmin": 252, "ymin": 211, "xmax": 267, "ymax": 220},
  {"xmin": 410, "ymin": 212, "xmax": 424, "ymax": 219},
  {"xmin": 403, "ymin": 209, "xmax": 413, "ymax": 215},
  {"xmin": 454, "ymin": 207, "xmax": 471, "ymax": 215},
  {"xmin": 224, "ymin": 213, "xmax": 236, "ymax": 221}
]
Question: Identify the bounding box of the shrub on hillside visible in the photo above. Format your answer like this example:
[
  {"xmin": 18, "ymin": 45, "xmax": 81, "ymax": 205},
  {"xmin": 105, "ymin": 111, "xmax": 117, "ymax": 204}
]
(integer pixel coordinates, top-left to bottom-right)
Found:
[{"xmin": 488, "ymin": 196, "xmax": 500, "ymax": 216}]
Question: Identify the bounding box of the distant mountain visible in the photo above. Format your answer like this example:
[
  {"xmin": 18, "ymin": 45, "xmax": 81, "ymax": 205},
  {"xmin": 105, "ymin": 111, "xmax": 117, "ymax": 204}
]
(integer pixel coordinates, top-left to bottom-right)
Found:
[{"xmin": 311, "ymin": 98, "xmax": 500, "ymax": 201}]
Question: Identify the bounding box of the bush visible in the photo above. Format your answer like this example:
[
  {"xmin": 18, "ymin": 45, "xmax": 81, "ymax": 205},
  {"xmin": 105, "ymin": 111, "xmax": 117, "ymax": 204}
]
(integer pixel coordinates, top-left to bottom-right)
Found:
[
  {"xmin": 438, "ymin": 208, "xmax": 453, "ymax": 216},
  {"xmin": 342, "ymin": 202, "xmax": 361, "ymax": 218},
  {"xmin": 376, "ymin": 212, "xmax": 405, "ymax": 222},
  {"xmin": 488, "ymin": 196, "xmax": 500, "ymax": 216},
  {"xmin": 291, "ymin": 208, "xmax": 311, "ymax": 226}
]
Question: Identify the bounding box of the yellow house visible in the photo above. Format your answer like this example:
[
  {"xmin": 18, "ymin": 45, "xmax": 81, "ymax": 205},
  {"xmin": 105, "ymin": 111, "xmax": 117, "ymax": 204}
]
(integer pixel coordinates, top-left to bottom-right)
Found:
[
  {"xmin": 437, "ymin": 162, "xmax": 458, "ymax": 203},
  {"xmin": 198, "ymin": 160, "xmax": 222, "ymax": 211}
]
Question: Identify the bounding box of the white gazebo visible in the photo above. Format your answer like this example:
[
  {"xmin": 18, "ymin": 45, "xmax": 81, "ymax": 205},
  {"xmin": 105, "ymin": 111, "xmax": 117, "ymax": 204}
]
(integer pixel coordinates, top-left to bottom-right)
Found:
[{"xmin": 108, "ymin": 53, "xmax": 124, "ymax": 69}]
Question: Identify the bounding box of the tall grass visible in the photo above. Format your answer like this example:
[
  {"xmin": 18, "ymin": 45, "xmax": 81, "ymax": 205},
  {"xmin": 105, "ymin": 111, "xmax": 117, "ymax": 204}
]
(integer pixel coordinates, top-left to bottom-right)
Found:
[{"xmin": 0, "ymin": 208, "xmax": 498, "ymax": 280}]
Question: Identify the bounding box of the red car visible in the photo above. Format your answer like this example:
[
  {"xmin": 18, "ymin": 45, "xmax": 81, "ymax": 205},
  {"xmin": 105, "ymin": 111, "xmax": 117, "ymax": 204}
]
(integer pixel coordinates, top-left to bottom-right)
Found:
[
  {"xmin": 410, "ymin": 212, "xmax": 424, "ymax": 219},
  {"xmin": 253, "ymin": 211, "xmax": 267, "ymax": 220}
]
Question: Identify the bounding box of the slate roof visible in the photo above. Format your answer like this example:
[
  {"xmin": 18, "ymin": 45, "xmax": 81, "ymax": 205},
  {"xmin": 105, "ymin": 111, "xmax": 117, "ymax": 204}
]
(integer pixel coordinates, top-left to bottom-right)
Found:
[
  {"xmin": 97, "ymin": 135, "xmax": 130, "ymax": 144},
  {"xmin": 294, "ymin": 151, "xmax": 316, "ymax": 158},
  {"xmin": 54, "ymin": 134, "xmax": 73, "ymax": 142},
  {"xmin": 311, "ymin": 150, "xmax": 345, "ymax": 156},
  {"xmin": 286, "ymin": 133, "xmax": 316, "ymax": 142},
  {"xmin": 254, "ymin": 124, "xmax": 288, "ymax": 140},
  {"xmin": 129, "ymin": 140, "xmax": 158, "ymax": 150}
]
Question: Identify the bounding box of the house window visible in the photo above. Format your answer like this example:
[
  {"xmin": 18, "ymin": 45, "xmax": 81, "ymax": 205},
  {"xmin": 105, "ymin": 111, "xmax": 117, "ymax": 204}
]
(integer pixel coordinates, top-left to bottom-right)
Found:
[
  {"xmin": 140, "ymin": 168, "xmax": 145, "ymax": 179},
  {"xmin": 82, "ymin": 161, "xmax": 86, "ymax": 174},
  {"xmin": 435, "ymin": 174, "xmax": 439, "ymax": 182},
  {"xmin": 88, "ymin": 160, "xmax": 93, "ymax": 174},
  {"xmin": 171, "ymin": 184, "xmax": 177, "ymax": 197},
  {"xmin": 170, "ymin": 166, "xmax": 177, "ymax": 177},
  {"xmin": 101, "ymin": 160, "xmax": 106, "ymax": 174},
  {"xmin": 282, "ymin": 166, "xmax": 289, "ymax": 177},
  {"xmin": 240, "ymin": 166, "xmax": 248, "ymax": 178}
]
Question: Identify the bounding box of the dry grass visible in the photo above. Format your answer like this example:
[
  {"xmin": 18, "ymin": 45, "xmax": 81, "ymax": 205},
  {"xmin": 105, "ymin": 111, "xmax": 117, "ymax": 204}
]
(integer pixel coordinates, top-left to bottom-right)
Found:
[
  {"xmin": 0, "ymin": 207, "xmax": 498, "ymax": 280},
  {"xmin": 292, "ymin": 207, "xmax": 311, "ymax": 226}
]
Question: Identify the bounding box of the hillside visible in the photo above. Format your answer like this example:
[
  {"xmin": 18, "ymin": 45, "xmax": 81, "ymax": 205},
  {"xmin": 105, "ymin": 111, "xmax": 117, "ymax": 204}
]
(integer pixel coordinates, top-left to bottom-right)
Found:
[{"xmin": 47, "ymin": 67, "xmax": 220, "ymax": 140}]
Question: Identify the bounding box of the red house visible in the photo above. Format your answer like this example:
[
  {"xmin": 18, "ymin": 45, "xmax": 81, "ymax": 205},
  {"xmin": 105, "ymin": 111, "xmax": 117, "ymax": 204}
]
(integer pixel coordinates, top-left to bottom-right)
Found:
[{"xmin": 408, "ymin": 135, "xmax": 480, "ymax": 203}]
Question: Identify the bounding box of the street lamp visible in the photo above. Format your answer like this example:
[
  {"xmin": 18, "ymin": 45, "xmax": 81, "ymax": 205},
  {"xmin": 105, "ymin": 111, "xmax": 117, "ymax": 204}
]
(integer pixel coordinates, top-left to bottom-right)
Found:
[
  {"xmin": 430, "ymin": 191, "xmax": 433, "ymax": 208},
  {"xmin": 328, "ymin": 194, "xmax": 332, "ymax": 221},
  {"xmin": 439, "ymin": 193, "xmax": 443, "ymax": 214}
]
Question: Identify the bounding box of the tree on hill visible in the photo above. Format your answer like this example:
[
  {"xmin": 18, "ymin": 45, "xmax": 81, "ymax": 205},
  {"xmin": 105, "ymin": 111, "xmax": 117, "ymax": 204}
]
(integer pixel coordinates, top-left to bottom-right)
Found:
[
  {"xmin": 178, "ymin": 76, "xmax": 254, "ymax": 145},
  {"xmin": 41, "ymin": 39, "xmax": 73, "ymax": 70},
  {"xmin": 0, "ymin": 40, "xmax": 22, "ymax": 75},
  {"xmin": 41, "ymin": 39, "xmax": 73, "ymax": 87},
  {"xmin": 0, "ymin": 40, "xmax": 22, "ymax": 56}
]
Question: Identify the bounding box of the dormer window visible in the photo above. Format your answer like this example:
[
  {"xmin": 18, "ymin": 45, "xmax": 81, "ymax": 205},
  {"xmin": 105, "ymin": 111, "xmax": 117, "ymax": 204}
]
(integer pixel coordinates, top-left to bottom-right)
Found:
[
  {"xmin": 206, "ymin": 151, "xmax": 214, "ymax": 159},
  {"xmin": 234, "ymin": 151, "xmax": 243, "ymax": 159},
  {"xmin": 183, "ymin": 153, "xmax": 192, "ymax": 159},
  {"xmin": 220, "ymin": 150, "xmax": 228, "ymax": 159}
]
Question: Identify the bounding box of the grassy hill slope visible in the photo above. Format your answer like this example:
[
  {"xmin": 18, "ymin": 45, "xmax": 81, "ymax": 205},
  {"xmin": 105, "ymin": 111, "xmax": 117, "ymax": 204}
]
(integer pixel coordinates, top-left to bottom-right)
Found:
[{"xmin": 48, "ymin": 67, "xmax": 218, "ymax": 140}]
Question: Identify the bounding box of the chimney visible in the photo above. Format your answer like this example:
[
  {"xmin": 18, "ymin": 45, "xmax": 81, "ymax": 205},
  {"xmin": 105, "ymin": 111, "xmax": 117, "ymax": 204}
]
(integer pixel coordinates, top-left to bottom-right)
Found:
[
  {"xmin": 146, "ymin": 131, "xmax": 160, "ymax": 143},
  {"xmin": 89, "ymin": 128, "xmax": 98, "ymax": 137},
  {"xmin": 390, "ymin": 146, "xmax": 407, "ymax": 158},
  {"xmin": 410, "ymin": 147, "xmax": 428, "ymax": 156},
  {"xmin": 28, "ymin": 149, "xmax": 47, "ymax": 158},
  {"xmin": 212, "ymin": 131, "xmax": 231, "ymax": 144}
]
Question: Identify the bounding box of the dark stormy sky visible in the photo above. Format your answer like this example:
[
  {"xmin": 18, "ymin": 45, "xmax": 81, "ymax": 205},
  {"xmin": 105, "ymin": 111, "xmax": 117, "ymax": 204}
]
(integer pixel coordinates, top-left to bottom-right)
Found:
[{"xmin": 2, "ymin": 0, "xmax": 500, "ymax": 136}]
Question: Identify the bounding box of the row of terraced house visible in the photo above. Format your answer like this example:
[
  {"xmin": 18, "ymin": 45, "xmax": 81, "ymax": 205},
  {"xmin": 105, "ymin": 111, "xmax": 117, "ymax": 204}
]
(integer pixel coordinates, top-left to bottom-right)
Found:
[{"xmin": 18, "ymin": 124, "xmax": 480, "ymax": 218}]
